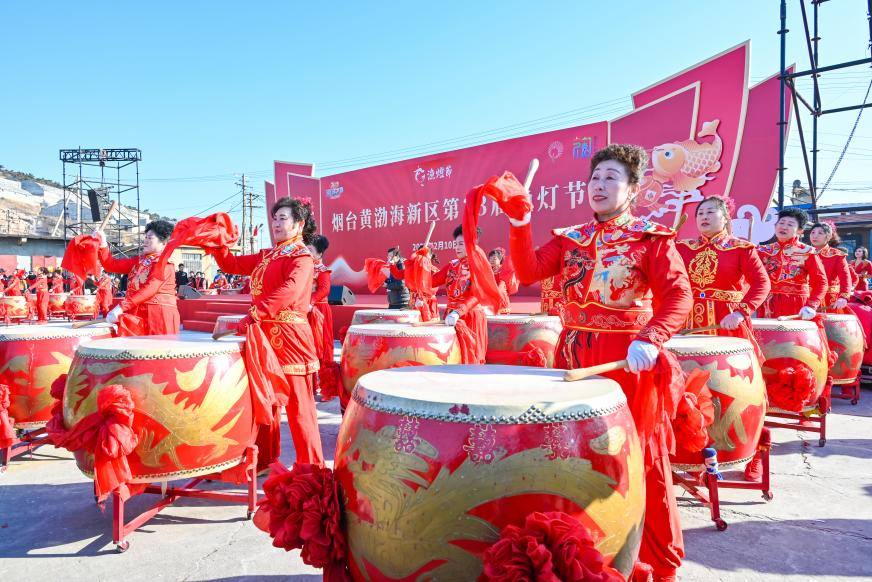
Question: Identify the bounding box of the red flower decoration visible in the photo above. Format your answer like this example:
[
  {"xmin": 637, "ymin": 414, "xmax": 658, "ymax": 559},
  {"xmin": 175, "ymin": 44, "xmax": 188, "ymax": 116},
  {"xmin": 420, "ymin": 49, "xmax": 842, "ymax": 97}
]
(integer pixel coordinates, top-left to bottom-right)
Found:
[
  {"xmin": 480, "ymin": 512, "xmax": 622, "ymax": 582},
  {"xmin": 522, "ymin": 347, "xmax": 548, "ymax": 368},
  {"xmin": 672, "ymin": 369, "xmax": 715, "ymax": 454},
  {"xmin": 258, "ymin": 462, "xmax": 348, "ymax": 572},
  {"xmin": 770, "ymin": 364, "xmax": 817, "ymax": 412}
]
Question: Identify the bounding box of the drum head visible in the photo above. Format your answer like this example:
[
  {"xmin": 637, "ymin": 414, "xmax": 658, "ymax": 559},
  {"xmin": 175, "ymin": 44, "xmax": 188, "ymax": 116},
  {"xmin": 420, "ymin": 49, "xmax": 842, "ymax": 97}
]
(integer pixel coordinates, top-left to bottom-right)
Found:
[
  {"xmin": 76, "ymin": 334, "xmax": 244, "ymax": 359},
  {"xmin": 0, "ymin": 322, "xmax": 113, "ymax": 342},
  {"xmin": 354, "ymin": 364, "xmax": 624, "ymax": 423},
  {"xmin": 354, "ymin": 309, "xmax": 420, "ymax": 317},
  {"xmin": 215, "ymin": 315, "xmax": 244, "ymax": 323},
  {"xmin": 486, "ymin": 314, "xmax": 562, "ymax": 325},
  {"xmin": 347, "ymin": 323, "xmax": 456, "ymax": 337},
  {"xmin": 821, "ymin": 313, "xmax": 858, "ymax": 322},
  {"xmin": 750, "ymin": 318, "xmax": 819, "ymax": 331},
  {"xmin": 665, "ymin": 335, "xmax": 753, "ymax": 355}
]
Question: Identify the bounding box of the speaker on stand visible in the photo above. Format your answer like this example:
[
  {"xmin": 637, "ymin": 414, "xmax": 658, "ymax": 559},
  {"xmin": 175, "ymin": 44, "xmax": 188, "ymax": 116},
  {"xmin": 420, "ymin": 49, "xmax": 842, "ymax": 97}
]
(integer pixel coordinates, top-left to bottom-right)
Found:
[{"xmin": 327, "ymin": 285, "xmax": 355, "ymax": 305}]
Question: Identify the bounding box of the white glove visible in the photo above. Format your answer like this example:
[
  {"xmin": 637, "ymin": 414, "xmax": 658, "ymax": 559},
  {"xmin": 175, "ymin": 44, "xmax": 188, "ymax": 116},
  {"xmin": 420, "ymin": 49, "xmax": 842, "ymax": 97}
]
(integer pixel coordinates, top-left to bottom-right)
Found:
[
  {"xmin": 106, "ymin": 304, "xmax": 123, "ymax": 324},
  {"xmin": 508, "ymin": 212, "xmax": 531, "ymax": 227},
  {"xmin": 92, "ymin": 229, "xmax": 108, "ymax": 248},
  {"xmin": 799, "ymin": 306, "xmax": 817, "ymax": 320},
  {"xmin": 719, "ymin": 311, "xmax": 745, "ymax": 330},
  {"xmin": 625, "ymin": 340, "xmax": 659, "ymax": 374},
  {"xmin": 415, "ymin": 298, "xmax": 424, "ymax": 308},
  {"xmin": 834, "ymin": 298, "xmax": 848, "ymax": 310},
  {"xmin": 444, "ymin": 311, "xmax": 460, "ymax": 327},
  {"xmin": 308, "ymin": 304, "xmax": 314, "ymax": 312}
]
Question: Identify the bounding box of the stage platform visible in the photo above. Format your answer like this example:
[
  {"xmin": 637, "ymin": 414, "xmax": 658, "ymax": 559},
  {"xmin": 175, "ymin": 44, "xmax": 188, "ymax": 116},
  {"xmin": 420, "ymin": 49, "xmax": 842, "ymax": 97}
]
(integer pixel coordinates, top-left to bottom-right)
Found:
[{"xmin": 179, "ymin": 293, "xmax": 543, "ymax": 335}]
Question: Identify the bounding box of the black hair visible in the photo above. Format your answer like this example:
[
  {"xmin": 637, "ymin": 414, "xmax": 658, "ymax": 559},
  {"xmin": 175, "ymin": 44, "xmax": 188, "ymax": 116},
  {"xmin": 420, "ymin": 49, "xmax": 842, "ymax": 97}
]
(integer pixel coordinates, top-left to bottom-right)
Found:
[
  {"xmin": 488, "ymin": 248, "xmax": 505, "ymax": 262},
  {"xmin": 311, "ymin": 234, "xmax": 329, "ymax": 255},
  {"xmin": 777, "ymin": 208, "xmax": 809, "ymax": 230},
  {"xmin": 146, "ymin": 220, "xmax": 175, "ymax": 242},
  {"xmin": 453, "ymin": 224, "xmax": 482, "ymax": 239},
  {"xmin": 271, "ymin": 197, "xmax": 317, "ymax": 244},
  {"xmin": 809, "ymin": 222, "xmax": 841, "ymax": 245}
]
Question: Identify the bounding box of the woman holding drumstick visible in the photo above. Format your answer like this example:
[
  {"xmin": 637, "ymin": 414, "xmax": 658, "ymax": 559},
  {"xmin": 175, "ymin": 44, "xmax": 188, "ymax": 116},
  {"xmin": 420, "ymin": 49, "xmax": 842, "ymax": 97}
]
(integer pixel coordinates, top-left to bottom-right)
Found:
[{"xmin": 504, "ymin": 144, "xmax": 692, "ymax": 582}]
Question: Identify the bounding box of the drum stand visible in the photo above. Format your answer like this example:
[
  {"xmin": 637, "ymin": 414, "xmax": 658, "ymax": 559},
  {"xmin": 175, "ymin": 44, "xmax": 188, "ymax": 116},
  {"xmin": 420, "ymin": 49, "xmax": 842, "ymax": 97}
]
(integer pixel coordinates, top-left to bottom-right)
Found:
[
  {"xmin": 110, "ymin": 445, "xmax": 259, "ymax": 552},
  {"xmin": 764, "ymin": 382, "xmax": 830, "ymax": 447},
  {"xmin": 0, "ymin": 428, "xmax": 50, "ymax": 473},
  {"xmin": 672, "ymin": 427, "xmax": 774, "ymax": 532},
  {"xmin": 830, "ymin": 378, "xmax": 861, "ymax": 406}
]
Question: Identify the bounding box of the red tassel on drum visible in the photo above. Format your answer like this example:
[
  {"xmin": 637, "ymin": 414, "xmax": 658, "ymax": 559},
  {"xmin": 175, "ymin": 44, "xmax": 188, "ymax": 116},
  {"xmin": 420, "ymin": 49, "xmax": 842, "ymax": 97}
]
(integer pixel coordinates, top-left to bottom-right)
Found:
[
  {"xmin": 256, "ymin": 462, "xmax": 351, "ymax": 580},
  {"xmin": 769, "ymin": 364, "xmax": 817, "ymax": 412},
  {"xmin": 672, "ymin": 369, "xmax": 715, "ymax": 454},
  {"xmin": 0, "ymin": 383, "xmax": 16, "ymax": 449},
  {"xmin": 479, "ymin": 511, "xmax": 623, "ymax": 582},
  {"xmin": 522, "ymin": 347, "xmax": 548, "ymax": 368},
  {"xmin": 47, "ymin": 383, "xmax": 138, "ymax": 502}
]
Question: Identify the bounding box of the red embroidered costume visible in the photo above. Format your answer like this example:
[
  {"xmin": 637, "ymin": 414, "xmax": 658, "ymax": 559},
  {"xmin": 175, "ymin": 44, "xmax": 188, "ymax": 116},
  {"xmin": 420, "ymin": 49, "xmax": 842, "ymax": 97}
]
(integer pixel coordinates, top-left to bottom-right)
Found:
[
  {"xmin": 30, "ymin": 273, "xmax": 49, "ymax": 322},
  {"xmin": 510, "ymin": 209, "xmax": 692, "ymax": 580},
  {"xmin": 95, "ymin": 273, "xmax": 114, "ymax": 316},
  {"xmin": 757, "ymin": 237, "xmax": 827, "ymax": 318},
  {"xmin": 310, "ymin": 259, "xmax": 337, "ymax": 396},
  {"xmin": 98, "ymin": 248, "xmax": 180, "ymax": 335},
  {"xmin": 817, "ymin": 245, "xmax": 852, "ymax": 312},
  {"xmin": 432, "ymin": 256, "xmax": 488, "ymax": 363},
  {"xmin": 212, "ymin": 238, "xmax": 324, "ymax": 466},
  {"xmin": 677, "ymin": 231, "xmax": 770, "ymax": 344},
  {"xmin": 852, "ymin": 258, "xmax": 872, "ymax": 292}
]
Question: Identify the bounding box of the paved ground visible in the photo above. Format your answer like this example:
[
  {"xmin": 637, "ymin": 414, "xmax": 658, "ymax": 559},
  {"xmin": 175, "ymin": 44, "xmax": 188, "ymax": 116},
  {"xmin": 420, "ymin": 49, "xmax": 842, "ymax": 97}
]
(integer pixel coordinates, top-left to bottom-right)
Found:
[{"xmin": 1, "ymin": 344, "xmax": 871, "ymax": 581}]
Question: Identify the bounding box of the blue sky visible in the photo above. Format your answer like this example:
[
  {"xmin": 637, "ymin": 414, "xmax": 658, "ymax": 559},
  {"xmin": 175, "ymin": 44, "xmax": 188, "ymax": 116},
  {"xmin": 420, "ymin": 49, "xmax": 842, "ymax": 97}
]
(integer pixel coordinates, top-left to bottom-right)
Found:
[{"xmin": 2, "ymin": 1, "xmax": 871, "ymax": 223}]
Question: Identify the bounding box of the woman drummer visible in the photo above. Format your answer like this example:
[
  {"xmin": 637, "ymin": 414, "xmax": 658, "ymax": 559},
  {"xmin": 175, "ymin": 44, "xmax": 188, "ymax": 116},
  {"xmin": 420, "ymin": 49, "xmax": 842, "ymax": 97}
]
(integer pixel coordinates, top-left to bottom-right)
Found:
[
  {"xmin": 851, "ymin": 246, "xmax": 872, "ymax": 292},
  {"xmin": 210, "ymin": 197, "xmax": 324, "ymax": 467},
  {"xmin": 506, "ymin": 144, "xmax": 692, "ymax": 582},
  {"xmin": 809, "ymin": 222, "xmax": 852, "ymax": 313}
]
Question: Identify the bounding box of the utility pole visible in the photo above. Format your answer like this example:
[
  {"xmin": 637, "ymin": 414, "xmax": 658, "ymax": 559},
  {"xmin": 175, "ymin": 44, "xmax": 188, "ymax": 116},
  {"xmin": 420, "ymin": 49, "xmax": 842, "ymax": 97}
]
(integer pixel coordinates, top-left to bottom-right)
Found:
[{"xmin": 240, "ymin": 174, "xmax": 247, "ymax": 254}]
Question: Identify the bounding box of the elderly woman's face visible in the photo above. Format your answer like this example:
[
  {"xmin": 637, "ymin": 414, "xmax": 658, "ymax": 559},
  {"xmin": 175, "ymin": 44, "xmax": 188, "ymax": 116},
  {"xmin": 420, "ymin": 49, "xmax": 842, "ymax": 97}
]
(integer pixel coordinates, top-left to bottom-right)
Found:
[
  {"xmin": 587, "ymin": 159, "xmax": 637, "ymax": 220},
  {"xmin": 143, "ymin": 230, "xmax": 166, "ymax": 254}
]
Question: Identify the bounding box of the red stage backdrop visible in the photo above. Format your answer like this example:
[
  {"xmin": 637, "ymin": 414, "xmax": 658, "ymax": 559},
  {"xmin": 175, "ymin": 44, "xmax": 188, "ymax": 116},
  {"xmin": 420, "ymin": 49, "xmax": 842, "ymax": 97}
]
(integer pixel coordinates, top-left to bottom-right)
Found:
[{"xmin": 266, "ymin": 42, "xmax": 788, "ymax": 294}]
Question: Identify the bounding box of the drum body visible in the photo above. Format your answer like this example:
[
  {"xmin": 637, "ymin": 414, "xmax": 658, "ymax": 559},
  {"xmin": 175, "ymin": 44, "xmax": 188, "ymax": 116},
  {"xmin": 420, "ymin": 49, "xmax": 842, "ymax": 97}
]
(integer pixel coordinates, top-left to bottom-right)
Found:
[
  {"xmin": 821, "ymin": 314, "xmax": 865, "ymax": 385},
  {"xmin": 340, "ymin": 323, "xmax": 461, "ymax": 406},
  {"xmin": 65, "ymin": 295, "xmax": 98, "ymax": 320},
  {"xmin": 752, "ymin": 318, "xmax": 828, "ymax": 412},
  {"xmin": 1, "ymin": 296, "xmax": 29, "ymax": 320},
  {"xmin": 350, "ymin": 309, "xmax": 421, "ymax": 325},
  {"xmin": 212, "ymin": 314, "xmax": 244, "ymax": 336},
  {"xmin": 665, "ymin": 336, "xmax": 766, "ymax": 469},
  {"xmin": 0, "ymin": 323, "xmax": 112, "ymax": 428},
  {"xmin": 64, "ymin": 335, "xmax": 254, "ymax": 482},
  {"xmin": 485, "ymin": 314, "xmax": 563, "ymax": 367},
  {"xmin": 335, "ymin": 365, "xmax": 644, "ymax": 580},
  {"xmin": 49, "ymin": 293, "xmax": 68, "ymax": 316}
]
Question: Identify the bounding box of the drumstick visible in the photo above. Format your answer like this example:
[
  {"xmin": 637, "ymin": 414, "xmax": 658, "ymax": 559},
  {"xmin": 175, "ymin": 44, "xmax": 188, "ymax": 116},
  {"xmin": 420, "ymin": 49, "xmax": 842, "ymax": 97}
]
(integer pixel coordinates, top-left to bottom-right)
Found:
[
  {"xmin": 563, "ymin": 360, "xmax": 628, "ymax": 382},
  {"xmin": 745, "ymin": 213, "xmax": 755, "ymax": 242},
  {"xmin": 422, "ymin": 221, "xmax": 437, "ymax": 249},
  {"xmin": 524, "ymin": 158, "xmax": 540, "ymax": 191},
  {"xmin": 777, "ymin": 314, "xmax": 802, "ymax": 321},
  {"xmin": 98, "ymin": 201, "xmax": 119, "ymax": 231},
  {"xmin": 212, "ymin": 329, "xmax": 238, "ymax": 340},
  {"xmin": 71, "ymin": 318, "xmax": 107, "ymax": 329},
  {"xmin": 673, "ymin": 212, "xmax": 688, "ymax": 232},
  {"xmin": 679, "ymin": 324, "xmax": 721, "ymax": 335}
]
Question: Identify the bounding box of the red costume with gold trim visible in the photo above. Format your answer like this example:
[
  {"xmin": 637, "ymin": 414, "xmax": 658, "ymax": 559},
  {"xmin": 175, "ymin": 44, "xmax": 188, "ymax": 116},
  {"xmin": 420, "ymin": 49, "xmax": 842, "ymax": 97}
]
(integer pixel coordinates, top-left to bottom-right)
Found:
[
  {"xmin": 212, "ymin": 238, "xmax": 324, "ymax": 466},
  {"xmin": 95, "ymin": 273, "xmax": 114, "ymax": 316},
  {"xmin": 493, "ymin": 265, "xmax": 519, "ymax": 315},
  {"xmin": 677, "ymin": 231, "xmax": 770, "ymax": 345},
  {"xmin": 5, "ymin": 275, "xmax": 22, "ymax": 296},
  {"xmin": 818, "ymin": 245, "xmax": 852, "ymax": 312},
  {"xmin": 510, "ymin": 210, "xmax": 692, "ymax": 580},
  {"xmin": 432, "ymin": 256, "xmax": 488, "ymax": 364},
  {"xmin": 98, "ymin": 248, "xmax": 180, "ymax": 335},
  {"xmin": 757, "ymin": 237, "xmax": 827, "ymax": 318},
  {"xmin": 852, "ymin": 258, "xmax": 872, "ymax": 292},
  {"xmin": 50, "ymin": 273, "xmax": 64, "ymax": 293},
  {"xmin": 310, "ymin": 259, "xmax": 337, "ymax": 395}
]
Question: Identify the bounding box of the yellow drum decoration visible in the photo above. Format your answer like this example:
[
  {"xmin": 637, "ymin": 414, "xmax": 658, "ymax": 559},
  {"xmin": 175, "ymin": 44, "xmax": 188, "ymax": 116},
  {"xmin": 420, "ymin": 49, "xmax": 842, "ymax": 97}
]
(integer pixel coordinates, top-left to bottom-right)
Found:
[{"xmin": 820, "ymin": 313, "xmax": 865, "ymax": 386}]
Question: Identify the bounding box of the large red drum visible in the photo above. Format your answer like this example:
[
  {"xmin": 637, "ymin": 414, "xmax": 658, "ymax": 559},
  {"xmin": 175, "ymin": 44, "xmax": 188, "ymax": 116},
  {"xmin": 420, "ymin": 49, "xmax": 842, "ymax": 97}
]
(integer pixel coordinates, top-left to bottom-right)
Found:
[
  {"xmin": 485, "ymin": 314, "xmax": 563, "ymax": 367},
  {"xmin": 49, "ymin": 293, "xmax": 68, "ymax": 317},
  {"xmin": 665, "ymin": 336, "xmax": 767, "ymax": 469},
  {"xmin": 340, "ymin": 323, "xmax": 461, "ymax": 408},
  {"xmin": 0, "ymin": 322, "xmax": 113, "ymax": 428},
  {"xmin": 350, "ymin": 309, "xmax": 421, "ymax": 325},
  {"xmin": 821, "ymin": 313, "xmax": 865, "ymax": 386},
  {"xmin": 335, "ymin": 365, "xmax": 644, "ymax": 580},
  {"xmin": 1, "ymin": 296, "xmax": 29, "ymax": 321},
  {"xmin": 65, "ymin": 295, "xmax": 98, "ymax": 320},
  {"xmin": 212, "ymin": 314, "xmax": 244, "ymax": 336},
  {"xmin": 64, "ymin": 335, "xmax": 254, "ymax": 482},
  {"xmin": 752, "ymin": 318, "xmax": 829, "ymax": 412}
]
